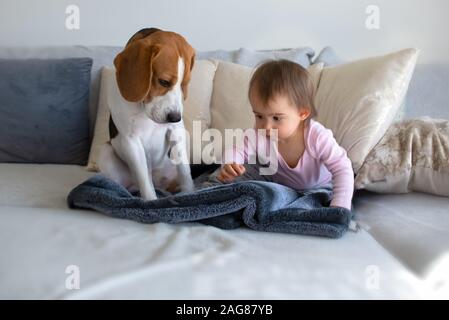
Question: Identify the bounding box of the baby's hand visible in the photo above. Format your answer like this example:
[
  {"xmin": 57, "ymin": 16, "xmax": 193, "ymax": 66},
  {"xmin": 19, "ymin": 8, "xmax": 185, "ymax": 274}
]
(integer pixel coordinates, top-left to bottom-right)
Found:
[{"xmin": 217, "ymin": 163, "xmax": 246, "ymax": 183}]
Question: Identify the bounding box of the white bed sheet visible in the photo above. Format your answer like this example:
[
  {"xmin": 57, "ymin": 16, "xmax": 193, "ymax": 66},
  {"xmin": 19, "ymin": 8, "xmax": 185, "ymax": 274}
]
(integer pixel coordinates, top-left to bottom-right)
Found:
[{"xmin": 0, "ymin": 164, "xmax": 429, "ymax": 299}]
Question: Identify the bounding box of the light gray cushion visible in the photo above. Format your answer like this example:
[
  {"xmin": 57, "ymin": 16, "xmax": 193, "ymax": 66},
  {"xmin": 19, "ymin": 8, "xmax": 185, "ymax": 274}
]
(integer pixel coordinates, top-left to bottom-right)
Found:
[
  {"xmin": 312, "ymin": 46, "xmax": 344, "ymax": 66},
  {"xmin": 235, "ymin": 47, "xmax": 314, "ymax": 68},
  {"xmin": 196, "ymin": 49, "xmax": 238, "ymax": 62},
  {"xmin": 404, "ymin": 63, "xmax": 449, "ymax": 120},
  {"xmin": 0, "ymin": 58, "xmax": 92, "ymax": 164},
  {"xmin": 197, "ymin": 47, "xmax": 314, "ymax": 68}
]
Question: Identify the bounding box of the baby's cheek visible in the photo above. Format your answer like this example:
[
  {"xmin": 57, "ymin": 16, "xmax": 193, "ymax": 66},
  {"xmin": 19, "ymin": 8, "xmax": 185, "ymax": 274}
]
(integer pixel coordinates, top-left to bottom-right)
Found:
[{"xmin": 277, "ymin": 126, "xmax": 294, "ymax": 139}]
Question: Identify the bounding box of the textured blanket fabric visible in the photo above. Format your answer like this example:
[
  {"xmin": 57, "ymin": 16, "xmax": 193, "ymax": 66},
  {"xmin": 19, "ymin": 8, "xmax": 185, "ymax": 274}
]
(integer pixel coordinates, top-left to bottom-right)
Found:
[{"xmin": 67, "ymin": 174, "xmax": 353, "ymax": 238}]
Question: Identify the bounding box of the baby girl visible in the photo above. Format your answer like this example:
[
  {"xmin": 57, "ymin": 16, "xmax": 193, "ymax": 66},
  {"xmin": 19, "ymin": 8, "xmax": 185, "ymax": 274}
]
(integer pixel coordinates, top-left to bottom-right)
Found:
[{"xmin": 217, "ymin": 59, "xmax": 354, "ymax": 210}]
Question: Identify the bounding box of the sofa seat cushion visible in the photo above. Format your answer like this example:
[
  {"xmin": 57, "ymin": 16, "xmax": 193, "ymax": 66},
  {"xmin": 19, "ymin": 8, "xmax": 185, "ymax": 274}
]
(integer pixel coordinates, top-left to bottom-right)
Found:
[
  {"xmin": 354, "ymin": 189, "xmax": 449, "ymax": 280},
  {"xmin": 0, "ymin": 163, "xmax": 94, "ymax": 208}
]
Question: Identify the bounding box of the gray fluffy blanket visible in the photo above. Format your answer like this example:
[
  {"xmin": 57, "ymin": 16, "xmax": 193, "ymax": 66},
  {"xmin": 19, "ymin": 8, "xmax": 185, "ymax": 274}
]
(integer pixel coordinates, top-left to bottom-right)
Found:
[{"xmin": 67, "ymin": 172, "xmax": 353, "ymax": 238}]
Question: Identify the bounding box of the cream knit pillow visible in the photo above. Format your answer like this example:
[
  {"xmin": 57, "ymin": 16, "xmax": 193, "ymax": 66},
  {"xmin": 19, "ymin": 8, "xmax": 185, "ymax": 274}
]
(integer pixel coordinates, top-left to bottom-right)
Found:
[{"xmin": 355, "ymin": 117, "xmax": 449, "ymax": 197}]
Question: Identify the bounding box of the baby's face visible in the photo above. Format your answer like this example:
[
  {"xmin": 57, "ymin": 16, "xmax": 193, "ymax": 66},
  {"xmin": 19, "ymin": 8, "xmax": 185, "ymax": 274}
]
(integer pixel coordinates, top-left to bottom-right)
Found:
[{"xmin": 251, "ymin": 94, "xmax": 307, "ymax": 141}]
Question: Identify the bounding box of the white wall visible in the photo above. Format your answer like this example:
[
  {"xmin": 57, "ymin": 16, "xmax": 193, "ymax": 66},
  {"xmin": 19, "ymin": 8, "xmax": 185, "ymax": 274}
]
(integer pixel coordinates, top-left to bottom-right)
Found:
[{"xmin": 1, "ymin": 0, "xmax": 448, "ymax": 63}]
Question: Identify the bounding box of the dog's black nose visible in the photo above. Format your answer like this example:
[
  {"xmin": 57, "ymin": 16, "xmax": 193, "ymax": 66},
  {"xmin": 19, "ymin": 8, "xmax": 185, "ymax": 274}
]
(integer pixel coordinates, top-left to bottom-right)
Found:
[{"xmin": 166, "ymin": 112, "xmax": 181, "ymax": 123}]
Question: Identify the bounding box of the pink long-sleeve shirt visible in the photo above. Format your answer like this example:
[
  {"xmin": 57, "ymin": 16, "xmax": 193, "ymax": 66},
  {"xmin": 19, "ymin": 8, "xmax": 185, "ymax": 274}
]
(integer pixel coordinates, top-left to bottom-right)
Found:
[{"xmin": 223, "ymin": 119, "xmax": 355, "ymax": 210}]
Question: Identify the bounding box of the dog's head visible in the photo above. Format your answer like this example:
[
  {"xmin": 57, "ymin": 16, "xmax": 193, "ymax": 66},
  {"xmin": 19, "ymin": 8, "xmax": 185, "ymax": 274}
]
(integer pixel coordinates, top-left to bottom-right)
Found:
[{"xmin": 114, "ymin": 28, "xmax": 195, "ymax": 124}]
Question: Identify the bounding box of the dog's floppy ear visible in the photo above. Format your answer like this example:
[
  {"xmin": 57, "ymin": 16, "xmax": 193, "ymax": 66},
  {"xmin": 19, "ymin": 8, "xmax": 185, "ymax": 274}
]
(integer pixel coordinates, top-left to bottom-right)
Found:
[
  {"xmin": 182, "ymin": 48, "xmax": 196, "ymax": 100},
  {"xmin": 190, "ymin": 52, "xmax": 195, "ymax": 72},
  {"xmin": 114, "ymin": 40, "xmax": 161, "ymax": 102}
]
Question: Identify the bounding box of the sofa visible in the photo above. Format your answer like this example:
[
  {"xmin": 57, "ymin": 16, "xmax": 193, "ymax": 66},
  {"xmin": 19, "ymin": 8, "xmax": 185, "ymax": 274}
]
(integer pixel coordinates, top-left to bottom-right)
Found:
[{"xmin": 0, "ymin": 45, "xmax": 448, "ymax": 299}]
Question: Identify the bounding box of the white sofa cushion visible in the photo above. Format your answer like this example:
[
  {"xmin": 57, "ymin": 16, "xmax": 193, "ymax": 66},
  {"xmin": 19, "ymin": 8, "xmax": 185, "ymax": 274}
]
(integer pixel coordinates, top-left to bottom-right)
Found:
[
  {"xmin": 0, "ymin": 163, "xmax": 94, "ymax": 208},
  {"xmin": 87, "ymin": 59, "xmax": 218, "ymax": 171},
  {"xmin": 86, "ymin": 67, "xmax": 111, "ymax": 171},
  {"xmin": 183, "ymin": 59, "xmax": 219, "ymax": 162},
  {"xmin": 354, "ymin": 190, "xmax": 449, "ymax": 283},
  {"xmin": 315, "ymin": 48, "xmax": 419, "ymax": 173}
]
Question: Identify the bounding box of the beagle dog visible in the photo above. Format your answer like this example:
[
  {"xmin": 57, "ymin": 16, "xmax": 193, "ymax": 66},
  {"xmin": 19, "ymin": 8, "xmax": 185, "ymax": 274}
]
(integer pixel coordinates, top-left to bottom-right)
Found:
[{"xmin": 98, "ymin": 28, "xmax": 196, "ymax": 200}]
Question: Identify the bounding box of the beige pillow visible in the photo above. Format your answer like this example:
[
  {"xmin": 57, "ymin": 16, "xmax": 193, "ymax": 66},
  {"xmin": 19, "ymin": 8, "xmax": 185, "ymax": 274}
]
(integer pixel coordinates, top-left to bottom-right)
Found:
[
  {"xmin": 86, "ymin": 59, "xmax": 218, "ymax": 171},
  {"xmin": 315, "ymin": 48, "xmax": 419, "ymax": 173},
  {"xmin": 181, "ymin": 59, "xmax": 219, "ymax": 163},
  {"xmin": 209, "ymin": 61, "xmax": 324, "ymax": 161},
  {"xmin": 355, "ymin": 117, "xmax": 449, "ymax": 197},
  {"xmin": 86, "ymin": 67, "xmax": 112, "ymax": 171}
]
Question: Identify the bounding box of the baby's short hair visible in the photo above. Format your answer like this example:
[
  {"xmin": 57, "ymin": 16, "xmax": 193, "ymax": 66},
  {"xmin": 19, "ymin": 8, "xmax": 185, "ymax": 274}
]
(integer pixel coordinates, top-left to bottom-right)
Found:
[{"xmin": 248, "ymin": 59, "xmax": 317, "ymax": 120}]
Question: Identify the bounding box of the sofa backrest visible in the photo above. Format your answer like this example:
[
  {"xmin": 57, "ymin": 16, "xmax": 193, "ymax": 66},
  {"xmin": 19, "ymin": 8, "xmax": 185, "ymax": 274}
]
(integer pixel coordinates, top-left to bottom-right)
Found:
[
  {"xmin": 1, "ymin": 45, "xmax": 448, "ymax": 142},
  {"xmin": 405, "ymin": 63, "xmax": 449, "ymax": 120},
  {"xmin": 0, "ymin": 45, "xmax": 316, "ymax": 140}
]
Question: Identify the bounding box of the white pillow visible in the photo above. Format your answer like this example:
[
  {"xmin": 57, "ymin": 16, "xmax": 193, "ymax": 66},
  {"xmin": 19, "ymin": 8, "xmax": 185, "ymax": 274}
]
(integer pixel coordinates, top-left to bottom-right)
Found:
[
  {"xmin": 210, "ymin": 60, "xmax": 324, "ymax": 134},
  {"xmin": 315, "ymin": 48, "xmax": 419, "ymax": 173},
  {"xmin": 86, "ymin": 59, "xmax": 218, "ymax": 171},
  {"xmin": 181, "ymin": 59, "xmax": 219, "ymax": 163},
  {"xmin": 86, "ymin": 67, "xmax": 113, "ymax": 171}
]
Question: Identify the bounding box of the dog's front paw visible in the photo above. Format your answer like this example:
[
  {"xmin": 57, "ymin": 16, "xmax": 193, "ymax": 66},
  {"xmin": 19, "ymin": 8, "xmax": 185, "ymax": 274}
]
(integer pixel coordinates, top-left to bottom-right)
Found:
[{"xmin": 141, "ymin": 189, "xmax": 158, "ymax": 201}]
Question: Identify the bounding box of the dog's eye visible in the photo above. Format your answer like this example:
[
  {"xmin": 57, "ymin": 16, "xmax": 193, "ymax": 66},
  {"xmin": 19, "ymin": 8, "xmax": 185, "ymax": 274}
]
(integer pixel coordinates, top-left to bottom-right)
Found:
[{"xmin": 158, "ymin": 79, "xmax": 171, "ymax": 88}]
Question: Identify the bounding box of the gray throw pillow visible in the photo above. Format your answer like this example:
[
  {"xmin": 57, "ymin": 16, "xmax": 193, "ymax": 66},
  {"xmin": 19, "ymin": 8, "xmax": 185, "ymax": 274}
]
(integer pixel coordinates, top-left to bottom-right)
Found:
[{"xmin": 0, "ymin": 58, "xmax": 92, "ymax": 164}]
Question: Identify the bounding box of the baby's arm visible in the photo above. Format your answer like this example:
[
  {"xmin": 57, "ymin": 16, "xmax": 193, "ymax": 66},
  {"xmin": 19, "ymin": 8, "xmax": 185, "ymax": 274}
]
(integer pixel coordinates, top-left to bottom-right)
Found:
[
  {"xmin": 217, "ymin": 163, "xmax": 246, "ymax": 182},
  {"xmin": 219, "ymin": 129, "xmax": 258, "ymax": 182},
  {"xmin": 218, "ymin": 147, "xmax": 247, "ymax": 183},
  {"xmin": 313, "ymin": 127, "xmax": 354, "ymax": 210}
]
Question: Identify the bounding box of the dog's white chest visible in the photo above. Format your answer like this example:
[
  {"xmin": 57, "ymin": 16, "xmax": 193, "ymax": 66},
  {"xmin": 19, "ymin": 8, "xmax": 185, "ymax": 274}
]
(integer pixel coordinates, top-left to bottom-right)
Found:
[{"xmin": 131, "ymin": 114, "xmax": 171, "ymax": 159}]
